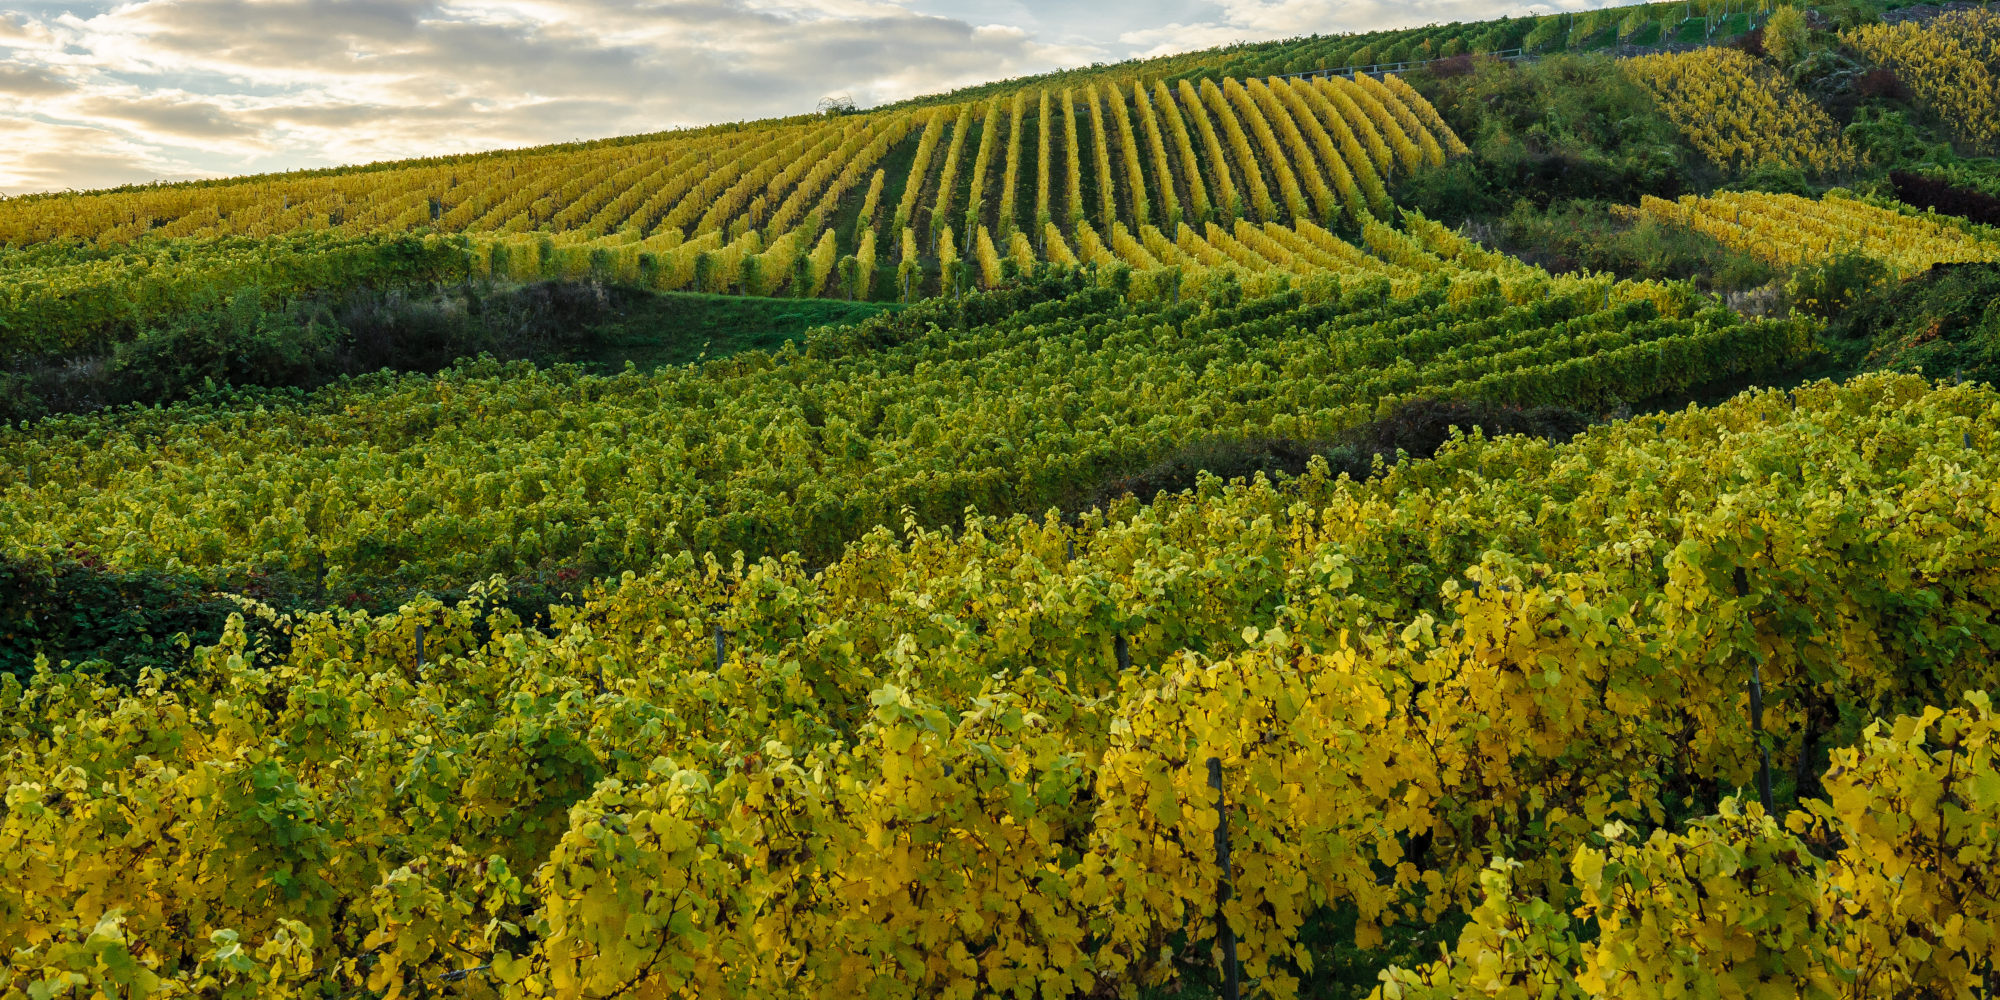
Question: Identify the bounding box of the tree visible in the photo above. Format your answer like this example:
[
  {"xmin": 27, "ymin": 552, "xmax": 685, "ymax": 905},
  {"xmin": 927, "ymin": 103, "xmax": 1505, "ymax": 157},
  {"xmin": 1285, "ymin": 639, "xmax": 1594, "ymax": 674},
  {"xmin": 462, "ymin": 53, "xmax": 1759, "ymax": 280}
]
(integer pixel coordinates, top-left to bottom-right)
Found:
[{"xmin": 1764, "ymin": 6, "xmax": 1810, "ymax": 66}]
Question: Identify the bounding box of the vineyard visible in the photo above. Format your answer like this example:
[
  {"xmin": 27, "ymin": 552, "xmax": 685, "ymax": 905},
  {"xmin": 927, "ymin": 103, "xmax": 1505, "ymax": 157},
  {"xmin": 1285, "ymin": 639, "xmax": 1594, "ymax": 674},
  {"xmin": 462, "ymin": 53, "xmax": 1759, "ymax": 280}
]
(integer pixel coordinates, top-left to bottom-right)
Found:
[
  {"xmin": 0, "ymin": 74, "xmax": 1465, "ymax": 357},
  {"xmin": 1627, "ymin": 189, "xmax": 2000, "ymax": 274},
  {"xmin": 1623, "ymin": 47, "xmax": 1857, "ymax": 174},
  {"xmin": 8, "ymin": 0, "xmax": 2000, "ymax": 997},
  {"xmin": 1844, "ymin": 8, "xmax": 2000, "ymax": 155},
  {"xmin": 0, "ymin": 272, "xmax": 1808, "ymax": 590},
  {"xmin": 8, "ymin": 374, "xmax": 2000, "ymax": 999}
]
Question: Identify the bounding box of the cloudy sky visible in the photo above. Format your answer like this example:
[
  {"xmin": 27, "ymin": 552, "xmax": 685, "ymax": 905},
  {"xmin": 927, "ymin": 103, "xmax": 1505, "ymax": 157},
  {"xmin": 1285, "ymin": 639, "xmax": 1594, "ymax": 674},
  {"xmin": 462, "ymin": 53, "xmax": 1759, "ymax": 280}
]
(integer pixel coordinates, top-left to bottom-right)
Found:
[{"xmin": 0, "ymin": 0, "xmax": 1606, "ymax": 194}]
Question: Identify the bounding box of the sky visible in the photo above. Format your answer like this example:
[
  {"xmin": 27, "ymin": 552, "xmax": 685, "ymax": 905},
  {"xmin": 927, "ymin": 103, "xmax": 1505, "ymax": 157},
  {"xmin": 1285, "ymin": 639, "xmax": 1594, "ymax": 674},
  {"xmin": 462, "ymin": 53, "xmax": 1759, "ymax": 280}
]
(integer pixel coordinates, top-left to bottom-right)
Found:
[{"xmin": 0, "ymin": 0, "xmax": 1610, "ymax": 195}]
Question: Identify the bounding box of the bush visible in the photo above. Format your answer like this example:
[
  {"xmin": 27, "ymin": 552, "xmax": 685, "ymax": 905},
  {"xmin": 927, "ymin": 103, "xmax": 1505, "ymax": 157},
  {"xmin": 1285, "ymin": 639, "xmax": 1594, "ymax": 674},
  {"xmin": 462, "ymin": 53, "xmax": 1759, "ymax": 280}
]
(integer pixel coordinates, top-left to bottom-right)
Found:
[
  {"xmin": 0, "ymin": 552, "xmax": 251, "ymax": 682},
  {"xmin": 1339, "ymin": 397, "xmax": 1592, "ymax": 471},
  {"xmin": 0, "ymin": 547, "xmax": 612, "ymax": 683},
  {"xmin": 1493, "ymin": 198, "xmax": 1776, "ymax": 292},
  {"xmin": 1829, "ymin": 261, "xmax": 2000, "ymax": 384},
  {"xmin": 1398, "ymin": 54, "xmax": 1691, "ymax": 215},
  {"xmin": 1785, "ymin": 251, "xmax": 1890, "ymax": 318},
  {"xmin": 1890, "ymin": 170, "xmax": 2000, "ymax": 227},
  {"xmin": 1854, "ymin": 67, "xmax": 1910, "ymax": 102},
  {"xmin": 0, "ymin": 280, "xmax": 615, "ymax": 422},
  {"xmin": 1723, "ymin": 163, "xmax": 1818, "ymax": 197},
  {"xmin": 1845, "ymin": 108, "xmax": 1942, "ymax": 166},
  {"xmin": 1734, "ymin": 24, "xmax": 1768, "ymax": 57},
  {"xmin": 1069, "ymin": 398, "xmax": 1593, "ymax": 512}
]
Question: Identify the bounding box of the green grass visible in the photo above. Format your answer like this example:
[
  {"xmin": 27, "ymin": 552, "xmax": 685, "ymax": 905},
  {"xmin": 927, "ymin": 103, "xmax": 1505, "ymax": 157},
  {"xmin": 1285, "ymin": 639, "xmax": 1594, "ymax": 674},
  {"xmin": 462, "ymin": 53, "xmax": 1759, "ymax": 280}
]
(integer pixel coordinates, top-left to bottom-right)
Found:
[
  {"xmin": 1668, "ymin": 18, "xmax": 1707, "ymax": 44},
  {"xmin": 569, "ymin": 288, "xmax": 896, "ymax": 371}
]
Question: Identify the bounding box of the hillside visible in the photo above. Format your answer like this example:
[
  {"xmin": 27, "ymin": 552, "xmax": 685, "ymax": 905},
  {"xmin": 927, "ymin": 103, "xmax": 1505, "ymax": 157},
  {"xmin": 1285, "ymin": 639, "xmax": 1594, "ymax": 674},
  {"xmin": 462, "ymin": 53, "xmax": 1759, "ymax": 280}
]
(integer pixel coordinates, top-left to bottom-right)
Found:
[{"xmin": 7, "ymin": 2, "xmax": 2000, "ymax": 998}]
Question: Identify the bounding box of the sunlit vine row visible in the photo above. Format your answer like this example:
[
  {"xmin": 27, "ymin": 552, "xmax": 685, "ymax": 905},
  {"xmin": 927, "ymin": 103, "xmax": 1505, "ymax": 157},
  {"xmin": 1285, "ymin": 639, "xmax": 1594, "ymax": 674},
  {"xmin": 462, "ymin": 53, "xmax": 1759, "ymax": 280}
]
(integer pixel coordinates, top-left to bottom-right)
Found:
[
  {"xmin": 1629, "ymin": 189, "xmax": 2000, "ymax": 276},
  {"xmin": 1625, "ymin": 47, "xmax": 1857, "ymax": 174}
]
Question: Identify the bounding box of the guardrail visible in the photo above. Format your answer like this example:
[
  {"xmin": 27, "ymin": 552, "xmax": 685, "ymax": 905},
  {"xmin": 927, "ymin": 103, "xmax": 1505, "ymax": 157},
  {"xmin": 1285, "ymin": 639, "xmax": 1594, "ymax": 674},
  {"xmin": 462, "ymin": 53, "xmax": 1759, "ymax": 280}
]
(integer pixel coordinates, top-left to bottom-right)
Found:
[{"xmin": 1273, "ymin": 48, "xmax": 1527, "ymax": 82}]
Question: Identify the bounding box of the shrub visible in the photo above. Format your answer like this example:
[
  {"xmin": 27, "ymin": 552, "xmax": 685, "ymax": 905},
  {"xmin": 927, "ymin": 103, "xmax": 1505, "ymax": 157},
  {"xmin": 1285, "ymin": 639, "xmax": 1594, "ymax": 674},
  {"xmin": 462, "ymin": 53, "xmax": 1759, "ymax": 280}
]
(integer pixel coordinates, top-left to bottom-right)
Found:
[
  {"xmin": 0, "ymin": 281, "xmax": 616, "ymax": 422},
  {"xmin": 1785, "ymin": 251, "xmax": 1890, "ymax": 318},
  {"xmin": 1494, "ymin": 198, "xmax": 1775, "ymax": 292},
  {"xmin": 1845, "ymin": 108, "xmax": 1940, "ymax": 165},
  {"xmin": 1401, "ymin": 54, "xmax": 1689, "ymax": 214},
  {"xmin": 1339, "ymin": 397, "xmax": 1592, "ymax": 471},
  {"xmin": 1735, "ymin": 25, "xmax": 1768, "ymax": 57},
  {"xmin": 1854, "ymin": 67, "xmax": 1910, "ymax": 102},
  {"xmin": 1069, "ymin": 398, "xmax": 1592, "ymax": 512},
  {"xmin": 1890, "ymin": 171, "xmax": 2000, "ymax": 227},
  {"xmin": 1829, "ymin": 261, "xmax": 2000, "ymax": 384},
  {"xmin": 0, "ymin": 552, "xmax": 250, "ymax": 682}
]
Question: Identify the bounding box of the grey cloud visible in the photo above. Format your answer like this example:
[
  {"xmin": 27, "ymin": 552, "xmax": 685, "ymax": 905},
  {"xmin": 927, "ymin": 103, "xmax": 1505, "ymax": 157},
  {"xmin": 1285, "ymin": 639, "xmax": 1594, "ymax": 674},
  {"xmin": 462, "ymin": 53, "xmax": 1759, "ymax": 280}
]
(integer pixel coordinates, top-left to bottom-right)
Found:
[
  {"xmin": 240, "ymin": 97, "xmax": 482, "ymax": 130},
  {"xmin": 0, "ymin": 62, "xmax": 72, "ymax": 95},
  {"xmin": 74, "ymin": 94, "xmax": 261, "ymax": 139},
  {"xmin": 118, "ymin": 0, "xmax": 431, "ymax": 62}
]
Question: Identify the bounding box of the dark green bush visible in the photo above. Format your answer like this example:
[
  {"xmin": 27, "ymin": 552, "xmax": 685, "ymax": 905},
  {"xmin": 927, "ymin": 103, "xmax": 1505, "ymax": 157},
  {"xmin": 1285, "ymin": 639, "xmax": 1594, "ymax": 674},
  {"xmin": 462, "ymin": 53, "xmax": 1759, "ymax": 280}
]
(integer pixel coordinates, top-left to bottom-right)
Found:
[
  {"xmin": 0, "ymin": 280, "xmax": 615, "ymax": 422},
  {"xmin": 1830, "ymin": 261, "xmax": 2000, "ymax": 384},
  {"xmin": 0, "ymin": 552, "xmax": 249, "ymax": 682},
  {"xmin": 1398, "ymin": 54, "xmax": 1691, "ymax": 217},
  {"xmin": 1069, "ymin": 397, "xmax": 1593, "ymax": 513},
  {"xmin": 1786, "ymin": 252, "xmax": 1891, "ymax": 318},
  {"xmin": 1339, "ymin": 397, "xmax": 1592, "ymax": 469}
]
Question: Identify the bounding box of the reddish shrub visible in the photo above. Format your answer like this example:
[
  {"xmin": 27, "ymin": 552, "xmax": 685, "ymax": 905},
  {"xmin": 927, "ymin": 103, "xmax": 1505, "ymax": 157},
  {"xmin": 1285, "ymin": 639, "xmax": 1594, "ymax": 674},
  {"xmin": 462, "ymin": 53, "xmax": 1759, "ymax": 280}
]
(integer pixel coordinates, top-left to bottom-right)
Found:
[
  {"xmin": 1892, "ymin": 171, "xmax": 2000, "ymax": 227},
  {"xmin": 1734, "ymin": 25, "xmax": 1767, "ymax": 57},
  {"xmin": 1428, "ymin": 54, "xmax": 1478, "ymax": 78},
  {"xmin": 1855, "ymin": 68, "xmax": 1910, "ymax": 101}
]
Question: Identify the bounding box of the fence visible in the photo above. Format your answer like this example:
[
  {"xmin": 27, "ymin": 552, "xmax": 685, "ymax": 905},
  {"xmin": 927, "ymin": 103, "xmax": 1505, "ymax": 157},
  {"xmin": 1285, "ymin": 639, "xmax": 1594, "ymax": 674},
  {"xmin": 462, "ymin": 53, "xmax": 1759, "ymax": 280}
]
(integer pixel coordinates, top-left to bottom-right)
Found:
[{"xmin": 1274, "ymin": 48, "xmax": 1528, "ymax": 83}]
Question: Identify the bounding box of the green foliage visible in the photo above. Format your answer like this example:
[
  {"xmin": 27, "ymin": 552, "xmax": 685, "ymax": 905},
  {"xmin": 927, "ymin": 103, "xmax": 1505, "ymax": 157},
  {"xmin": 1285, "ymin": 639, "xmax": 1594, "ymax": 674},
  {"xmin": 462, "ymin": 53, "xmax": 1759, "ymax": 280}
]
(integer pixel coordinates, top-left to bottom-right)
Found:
[
  {"xmin": 1828, "ymin": 261, "xmax": 2000, "ymax": 383},
  {"xmin": 0, "ymin": 281, "xmax": 604, "ymax": 421},
  {"xmin": 0, "ymin": 232, "xmax": 473, "ymax": 358},
  {"xmin": 1337, "ymin": 395, "xmax": 1592, "ymax": 469},
  {"xmin": 1399, "ymin": 54, "xmax": 1689, "ymax": 217},
  {"xmin": 1522, "ymin": 15, "xmax": 1567, "ymax": 54},
  {"xmin": 0, "ymin": 552, "xmax": 245, "ymax": 681},
  {"xmin": 1785, "ymin": 250, "xmax": 1891, "ymax": 317},
  {"xmin": 1906, "ymin": 156, "xmax": 2000, "ymax": 201},
  {"xmin": 1721, "ymin": 161, "xmax": 1820, "ymax": 195},
  {"xmin": 1076, "ymin": 396, "xmax": 1592, "ymax": 515},
  {"xmin": 1495, "ymin": 198, "xmax": 1778, "ymax": 291},
  {"xmin": 0, "ymin": 283, "xmax": 893, "ymax": 422},
  {"xmin": 1844, "ymin": 106, "xmax": 1941, "ymax": 164},
  {"xmin": 568, "ymin": 288, "xmax": 892, "ymax": 370}
]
